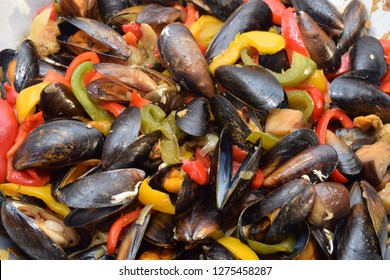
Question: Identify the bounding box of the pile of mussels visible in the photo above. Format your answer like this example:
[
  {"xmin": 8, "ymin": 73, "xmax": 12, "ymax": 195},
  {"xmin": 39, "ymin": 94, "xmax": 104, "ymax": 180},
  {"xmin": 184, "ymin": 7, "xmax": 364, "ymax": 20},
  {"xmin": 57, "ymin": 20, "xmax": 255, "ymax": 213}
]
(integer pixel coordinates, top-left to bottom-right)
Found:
[{"xmin": 0, "ymin": 0, "xmax": 390, "ymax": 260}]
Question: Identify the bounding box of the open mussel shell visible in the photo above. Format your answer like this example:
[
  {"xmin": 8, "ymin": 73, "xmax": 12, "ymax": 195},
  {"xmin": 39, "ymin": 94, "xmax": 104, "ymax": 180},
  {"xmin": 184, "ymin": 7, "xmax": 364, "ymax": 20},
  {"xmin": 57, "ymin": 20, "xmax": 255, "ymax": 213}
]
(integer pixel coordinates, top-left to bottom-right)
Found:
[
  {"xmin": 0, "ymin": 231, "xmax": 29, "ymax": 260},
  {"xmin": 328, "ymin": 75, "xmax": 390, "ymax": 123},
  {"xmin": 12, "ymin": 119, "xmax": 105, "ymax": 170},
  {"xmin": 349, "ymin": 35, "xmax": 387, "ymax": 85},
  {"xmin": 135, "ymin": 3, "xmax": 182, "ymax": 26},
  {"xmin": 215, "ymin": 65, "xmax": 285, "ymax": 111},
  {"xmin": 40, "ymin": 82, "xmax": 89, "ymax": 120},
  {"xmin": 336, "ymin": 0, "xmax": 367, "ymax": 54},
  {"xmin": 335, "ymin": 127, "xmax": 376, "ymax": 152},
  {"xmin": 175, "ymin": 97, "xmax": 210, "ymax": 137},
  {"xmin": 209, "ymin": 94, "xmax": 252, "ymax": 149},
  {"xmin": 60, "ymin": 0, "xmax": 99, "ymax": 19},
  {"xmin": 57, "ymin": 168, "xmax": 145, "ymax": 208},
  {"xmin": 205, "ymin": 0, "xmax": 272, "ymax": 63},
  {"xmin": 58, "ymin": 16, "xmax": 129, "ymax": 61},
  {"xmin": 102, "ymin": 106, "xmax": 141, "ymax": 170},
  {"xmin": 158, "ymin": 22, "xmax": 216, "ymax": 98},
  {"xmin": 117, "ymin": 205, "xmax": 153, "ymax": 260},
  {"xmin": 261, "ymin": 128, "xmax": 319, "ymax": 176},
  {"xmin": 263, "ymin": 145, "xmax": 338, "ymax": 188},
  {"xmin": 191, "ymin": 0, "xmax": 242, "ymax": 21},
  {"xmin": 97, "ymin": 0, "xmax": 130, "ymax": 24},
  {"xmin": 1, "ymin": 200, "xmax": 80, "ymax": 260},
  {"xmin": 325, "ymin": 130, "xmax": 362, "ymax": 176},
  {"xmin": 175, "ymin": 174, "xmax": 204, "ymax": 216},
  {"xmin": 296, "ymin": 11, "xmax": 341, "ymax": 72},
  {"xmin": 13, "ymin": 39, "xmax": 39, "ymax": 92}
]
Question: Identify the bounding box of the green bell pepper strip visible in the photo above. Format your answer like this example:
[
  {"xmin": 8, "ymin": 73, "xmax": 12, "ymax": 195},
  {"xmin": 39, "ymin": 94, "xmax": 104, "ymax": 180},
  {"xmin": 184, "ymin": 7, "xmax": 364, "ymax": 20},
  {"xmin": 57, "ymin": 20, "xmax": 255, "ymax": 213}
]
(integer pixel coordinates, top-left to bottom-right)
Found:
[
  {"xmin": 246, "ymin": 235, "xmax": 295, "ymax": 255},
  {"xmin": 267, "ymin": 51, "xmax": 317, "ymax": 88},
  {"xmin": 246, "ymin": 131, "xmax": 281, "ymax": 150},
  {"xmin": 286, "ymin": 89, "xmax": 314, "ymax": 124},
  {"xmin": 70, "ymin": 61, "xmax": 114, "ymax": 122}
]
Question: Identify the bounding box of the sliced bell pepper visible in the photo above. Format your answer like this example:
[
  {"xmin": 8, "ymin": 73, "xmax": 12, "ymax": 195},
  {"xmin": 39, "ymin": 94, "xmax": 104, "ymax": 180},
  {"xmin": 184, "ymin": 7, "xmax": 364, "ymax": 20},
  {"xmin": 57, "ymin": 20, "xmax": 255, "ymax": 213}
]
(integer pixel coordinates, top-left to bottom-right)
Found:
[
  {"xmin": 216, "ymin": 236, "xmax": 259, "ymax": 260},
  {"xmin": 189, "ymin": 15, "xmax": 223, "ymax": 49},
  {"xmin": 123, "ymin": 32, "xmax": 138, "ymax": 47},
  {"xmin": 107, "ymin": 208, "xmax": 143, "ymax": 255},
  {"xmin": 246, "ymin": 235, "xmax": 295, "ymax": 255},
  {"xmin": 0, "ymin": 183, "xmax": 70, "ymax": 218},
  {"xmin": 65, "ymin": 51, "xmax": 100, "ymax": 82},
  {"xmin": 380, "ymin": 67, "xmax": 390, "ymax": 94},
  {"xmin": 138, "ymin": 178, "xmax": 175, "ymax": 214},
  {"xmin": 251, "ymin": 169, "xmax": 265, "ymax": 190},
  {"xmin": 3, "ymin": 82, "xmax": 18, "ymax": 109},
  {"xmin": 122, "ymin": 23, "xmax": 142, "ymax": 40},
  {"xmin": 129, "ymin": 90, "xmax": 151, "ymax": 108},
  {"xmin": 182, "ymin": 159, "xmax": 208, "ymax": 185},
  {"xmin": 0, "ymin": 99, "xmax": 18, "ymax": 183},
  {"xmin": 306, "ymin": 87, "xmax": 325, "ymax": 123},
  {"xmin": 16, "ymin": 81, "xmax": 50, "ymax": 123},
  {"xmin": 246, "ymin": 131, "xmax": 281, "ymax": 150},
  {"xmin": 98, "ymin": 101, "xmax": 126, "ymax": 117},
  {"xmin": 316, "ymin": 108, "xmax": 354, "ymax": 145},
  {"xmin": 43, "ymin": 70, "xmax": 70, "ymax": 88},
  {"xmin": 379, "ymin": 38, "xmax": 390, "ymax": 64},
  {"xmin": 35, "ymin": 3, "xmax": 56, "ymax": 21},
  {"xmin": 267, "ymin": 51, "xmax": 317, "ymax": 87},
  {"xmin": 71, "ymin": 61, "xmax": 114, "ymax": 122},
  {"xmin": 6, "ymin": 112, "xmax": 50, "ymax": 186},
  {"xmin": 298, "ymin": 69, "xmax": 328, "ymax": 92},
  {"xmin": 281, "ymin": 7, "xmax": 310, "ymax": 64},
  {"xmin": 184, "ymin": 3, "xmax": 199, "ymax": 27},
  {"xmin": 262, "ymin": 0, "xmax": 286, "ymax": 25},
  {"xmin": 209, "ymin": 31, "xmax": 285, "ymax": 74},
  {"xmin": 286, "ymin": 89, "xmax": 314, "ymax": 124}
]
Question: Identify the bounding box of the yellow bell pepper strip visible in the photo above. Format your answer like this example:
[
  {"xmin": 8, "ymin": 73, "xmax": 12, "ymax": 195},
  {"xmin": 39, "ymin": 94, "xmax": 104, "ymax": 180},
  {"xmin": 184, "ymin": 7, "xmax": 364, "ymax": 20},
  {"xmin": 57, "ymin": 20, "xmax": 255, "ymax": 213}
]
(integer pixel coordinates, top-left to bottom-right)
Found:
[
  {"xmin": 246, "ymin": 235, "xmax": 296, "ymax": 255},
  {"xmin": 0, "ymin": 183, "xmax": 71, "ymax": 218},
  {"xmin": 16, "ymin": 82, "xmax": 50, "ymax": 123},
  {"xmin": 138, "ymin": 178, "xmax": 175, "ymax": 214},
  {"xmin": 298, "ymin": 69, "xmax": 328, "ymax": 92},
  {"xmin": 216, "ymin": 236, "xmax": 259, "ymax": 260},
  {"xmin": 87, "ymin": 120, "xmax": 112, "ymax": 136},
  {"xmin": 70, "ymin": 61, "xmax": 114, "ymax": 122},
  {"xmin": 209, "ymin": 31, "xmax": 286, "ymax": 74},
  {"xmin": 246, "ymin": 131, "xmax": 281, "ymax": 151},
  {"xmin": 286, "ymin": 89, "xmax": 314, "ymax": 124},
  {"xmin": 189, "ymin": 15, "xmax": 223, "ymax": 49},
  {"xmin": 266, "ymin": 51, "xmax": 317, "ymax": 87}
]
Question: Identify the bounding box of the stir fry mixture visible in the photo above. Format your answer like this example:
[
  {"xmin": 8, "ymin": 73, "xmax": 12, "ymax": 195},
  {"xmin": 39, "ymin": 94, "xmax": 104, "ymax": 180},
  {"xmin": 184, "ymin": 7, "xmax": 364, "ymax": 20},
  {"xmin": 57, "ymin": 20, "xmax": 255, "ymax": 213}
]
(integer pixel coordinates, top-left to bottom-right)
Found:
[{"xmin": 0, "ymin": 0, "xmax": 390, "ymax": 260}]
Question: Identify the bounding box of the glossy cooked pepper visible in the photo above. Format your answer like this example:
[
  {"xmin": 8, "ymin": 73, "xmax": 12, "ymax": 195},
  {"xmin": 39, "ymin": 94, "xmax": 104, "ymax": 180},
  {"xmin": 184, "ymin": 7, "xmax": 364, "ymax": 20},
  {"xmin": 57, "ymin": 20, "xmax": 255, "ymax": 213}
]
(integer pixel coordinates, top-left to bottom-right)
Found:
[
  {"xmin": 0, "ymin": 183, "xmax": 70, "ymax": 218},
  {"xmin": 6, "ymin": 111, "xmax": 50, "ymax": 186},
  {"xmin": 138, "ymin": 178, "xmax": 175, "ymax": 214},
  {"xmin": 0, "ymin": 99, "xmax": 18, "ymax": 183},
  {"xmin": 246, "ymin": 131, "xmax": 281, "ymax": 150},
  {"xmin": 216, "ymin": 236, "xmax": 259, "ymax": 260},
  {"xmin": 189, "ymin": 15, "xmax": 223, "ymax": 49},
  {"xmin": 182, "ymin": 159, "xmax": 208, "ymax": 185},
  {"xmin": 209, "ymin": 31, "xmax": 286, "ymax": 74},
  {"xmin": 70, "ymin": 61, "xmax": 114, "ymax": 122},
  {"xmin": 16, "ymin": 81, "xmax": 50, "ymax": 123},
  {"xmin": 267, "ymin": 51, "xmax": 317, "ymax": 87},
  {"xmin": 281, "ymin": 7, "xmax": 310, "ymax": 63},
  {"xmin": 286, "ymin": 89, "xmax": 314, "ymax": 124},
  {"xmin": 305, "ymin": 87, "xmax": 325, "ymax": 123},
  {"xmin": 262, "ymin": 0, "xmax": 287, "ymax": 25},
  {"xmin": 107, "ymin": 208, "xmax": 143, "ymax": 255}
]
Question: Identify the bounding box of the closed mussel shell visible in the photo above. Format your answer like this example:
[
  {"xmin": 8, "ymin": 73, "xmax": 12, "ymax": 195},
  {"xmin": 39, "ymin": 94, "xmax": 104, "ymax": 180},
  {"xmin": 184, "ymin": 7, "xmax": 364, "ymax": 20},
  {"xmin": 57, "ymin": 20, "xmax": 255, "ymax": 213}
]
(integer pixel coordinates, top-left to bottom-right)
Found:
[
  {"xmin": 57, "ymin": 168, "xmax": 145, "ymax": 208},
  {"xmin": 13, "ymin": 39, "xmax": 39, "ymax": 92},
  {"xmin": 175, "ymin": 97, "xmax": 210, "ymax": 137},
  {"xmin": 102, "ymin": 106, "xmax": 141, "ymax": 170},
  {"xmin": 12, "ymin": 119, "xmax": 105, "ymax": 170},
  {"xmin": 215, "ymin": 65, "xmax": 285, "ymax": 111}
]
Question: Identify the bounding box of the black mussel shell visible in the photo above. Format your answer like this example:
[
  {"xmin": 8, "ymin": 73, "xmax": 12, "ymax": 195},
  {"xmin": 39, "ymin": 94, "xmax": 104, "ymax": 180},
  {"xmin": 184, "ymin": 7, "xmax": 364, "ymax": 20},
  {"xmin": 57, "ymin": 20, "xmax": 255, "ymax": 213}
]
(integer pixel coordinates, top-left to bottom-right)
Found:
[
  {"xmin": 349, "ymin": 36, "xmax": 387, "ymax": 85},
  {"xmin": 258, "ymin": 50, "xmax": 290, "ymax": 73},
  {"xmin": 158, "ymin": 22, "xmax": 216, "ymax": 98},
  {"xmin": 175, "ymin": 175, "xmax": 204, "ymax": 217},
  {"xmin": 97, "ymin": 0, "xmax": 130, "ymax": 24},
  {"xmin": 205, "ymin": 0, "xmax": 272, "ymax": 63},
  {"xmin": 199, "ymin": 0, "xmax": 242, "ymax": 21},
  {"xmin": 335, "ymin": 128, "xmax": 376, "ymax": 152},
  {"xmin": 13, "ymin": 119, "xmax": 104, "ymax": 170},
  {"xmin": 215, "ymin": 65, "xmax": 285, "ymax": 111},
  {"xmin": 329, "ymin": 75, "xmax": 390, "ymax": 123},
  {"xmin": 40, "ymin": 82, "xmax": 89, "ymax": 120},
  {"xmin": 296, "ymin": 11, "xmax": 341, "ymax": 72},
  {"xmin": 136, "ymin": 4, "xmax": 182, "ymax": 26},
  {"xmin": 102, "ymin": 106, "xmax": 141, "ymax": 170},
  {"xmin": 70, "ymin": 244, "xmax": 114, "ymax": 260},
  {"xmin": 144, "ymin": 212, "xmax": 175, "ymax": 248},
  {"xmin": 57, "ymin": 168, "xmax": 145, "ymax": 208},
  {"xmin": 14, "ymin": 39, "xmax": 39, "ymax": 92},
  {"xmin": 175, "ymin": 97, "xmax": 210, "ymax": 137}
]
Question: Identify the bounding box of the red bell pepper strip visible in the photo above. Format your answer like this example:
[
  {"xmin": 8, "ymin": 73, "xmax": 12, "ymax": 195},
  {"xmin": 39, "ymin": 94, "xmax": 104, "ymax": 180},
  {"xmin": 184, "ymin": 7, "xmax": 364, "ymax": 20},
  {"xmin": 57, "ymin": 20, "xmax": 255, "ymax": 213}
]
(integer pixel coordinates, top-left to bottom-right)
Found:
[
  {"xmin": 326, "ymin": 52, "xmax": 350, "ymax": 81},
  {"xmin": 123, "ymin": 32, "xmax": 138, "ymax": 47},
  {"xmin": 281, "ymin": 7, "xmax": 310, "ymax": 64},
  {"xmin": 182, "ymin": 159, "xmax": 208, "ymax": 185},
  {"xmin": 251, "ymin": 169, "xmax": 265, "ymax": 190},
  {"xmin": 98, "ymin": 101, "xmax": 126, "ymax": 117},
  {"xmin": 0, "ymin": 99, "xmax": 18, "ymax": 183},
  {"xmin": 328, "ymin": 169, "xmax": 348, "ymax": 184},
  {"xmin": 316, "ymin": 108, "xmax": 354, "ymax": 145},
  {"xmin": 43, "ymin": 70, "xmax": 71, "ymax": 88},
  {"xmin": 306, "ymin": 87, "xmax": 325, "ymax": 123},
  {"xmin": 129, "ymin": 90, "xmax": 151, "ymax": 108},
  {"xmin": 64, "ymin": 51, "xmax": 100, "ymax": 82},
  {"xmin": 379, "ymin": 38, "xmax": 390, "ymax": 64},
  {"xmin": 35, "ymin": 3, "xmax": 56, "ymax": 21},
  {"xmin": 262, "ymin": 0, "xmax": 286, "ymax": 25},
  {"xmin": 232, "ymin": 145, "xmax": 248, "ymax": 163},
  {"xmin": 195, "ymin": 147, "xmax": 211, "ymax": 169},
  {"xmin": 184, "ymin": 3, "xmax": 198, "ymax": 27},
  {"xmin": 381, "ymin": 67, "xmax": 390, "ymax": 94},
  {"xmin": 122, "ymin": 23, "xmax": 142, "ymax": 40},
  {"xmin": 6, "ymin": 111, "xmax": 50, "ymax": 186},
  {"xmin": 107, "ymin": 208, "xmax": 143, "ymax": 255},
  {"xmin": 3, "ymin": 82, "xmax": 18, "ymax": 109}
]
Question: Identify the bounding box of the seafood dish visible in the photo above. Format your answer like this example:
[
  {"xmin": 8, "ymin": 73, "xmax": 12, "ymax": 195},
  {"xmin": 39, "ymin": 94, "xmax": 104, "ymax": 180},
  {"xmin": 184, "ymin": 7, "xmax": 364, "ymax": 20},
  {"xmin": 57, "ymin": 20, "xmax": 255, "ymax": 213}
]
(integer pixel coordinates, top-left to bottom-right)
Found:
[{"xmin": 0, "ymin": 0, "xmax": 389, "ymax": 260}]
